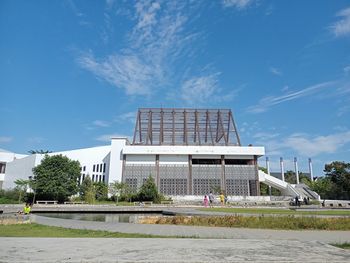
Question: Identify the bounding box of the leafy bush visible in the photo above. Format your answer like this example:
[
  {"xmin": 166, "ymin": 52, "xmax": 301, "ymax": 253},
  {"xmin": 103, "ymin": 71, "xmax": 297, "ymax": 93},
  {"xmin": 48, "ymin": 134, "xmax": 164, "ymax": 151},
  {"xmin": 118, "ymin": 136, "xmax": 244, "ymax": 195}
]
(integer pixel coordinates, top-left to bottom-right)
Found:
[
  {"xmin": 136, "ymin": 176, "xmax": 162, "ymax": 203},
  {"xmin": 0, "ymin": 189, "xmax": 21, "ymax": 203}
]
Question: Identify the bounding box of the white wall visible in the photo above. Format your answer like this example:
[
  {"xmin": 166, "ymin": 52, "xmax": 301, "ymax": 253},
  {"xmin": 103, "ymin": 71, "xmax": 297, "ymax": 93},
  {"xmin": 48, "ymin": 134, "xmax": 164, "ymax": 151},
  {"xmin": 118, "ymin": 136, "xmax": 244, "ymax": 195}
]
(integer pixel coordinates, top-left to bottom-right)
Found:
[
  {"xmin": 126, "ymin": 155, "xmax": 156, "ymax": 164},
  {"xmin": 3, "ymin": 154, "xmax": 42, "ymax": 189},
  {"xmin": 50, "ymin": 145, "xmax": 111, "ymax": 183},
  {"xmin": 0, "ymin": 150, "xmax": 28, "ymax": 188},
  {"xmin": 159, "ymin": 155, "xmax": 188, "ymax": 164},
  {"xmin": 123, "ymin": 145, "xmax": 265, "ymax": 156},
  {"xmin": 109, "ymin": 138, "xmax": 128, "ymax": 183}
]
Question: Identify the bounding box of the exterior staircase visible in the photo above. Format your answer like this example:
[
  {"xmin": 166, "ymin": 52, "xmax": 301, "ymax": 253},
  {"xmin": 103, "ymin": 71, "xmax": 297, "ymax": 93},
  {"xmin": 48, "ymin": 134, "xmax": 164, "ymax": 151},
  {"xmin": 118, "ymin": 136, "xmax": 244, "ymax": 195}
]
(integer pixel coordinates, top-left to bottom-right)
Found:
[{"xmin": 258, "ymin": 170, "xmax": 320, "ymax": 200}]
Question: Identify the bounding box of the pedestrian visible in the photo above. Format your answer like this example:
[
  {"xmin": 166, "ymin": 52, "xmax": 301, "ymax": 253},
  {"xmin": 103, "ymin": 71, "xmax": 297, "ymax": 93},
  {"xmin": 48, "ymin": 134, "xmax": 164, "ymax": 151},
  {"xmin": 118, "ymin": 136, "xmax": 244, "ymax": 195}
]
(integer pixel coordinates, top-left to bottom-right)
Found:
[
  {"xmin": 209, "ymin": 191, "xmax": 214, "ymax": 208},
  {"xmin": 203, "ymin": 195, "xmax": 209, "ymax": 207},
  {"xmin": 23, "ymin": 203, "xmax": 31, "ymax": 215},
  {"xmin": 219, "ymin": 192, "xmax": 225, "ymax": 206}
]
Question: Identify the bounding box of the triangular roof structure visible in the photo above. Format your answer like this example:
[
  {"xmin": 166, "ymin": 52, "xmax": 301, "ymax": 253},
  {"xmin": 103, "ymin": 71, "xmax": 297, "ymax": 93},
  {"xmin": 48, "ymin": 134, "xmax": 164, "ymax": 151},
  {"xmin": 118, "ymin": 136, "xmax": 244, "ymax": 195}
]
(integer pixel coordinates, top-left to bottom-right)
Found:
[{"xmin": 132, "ymin": 108, "xmax": 241, "ymax": 146}]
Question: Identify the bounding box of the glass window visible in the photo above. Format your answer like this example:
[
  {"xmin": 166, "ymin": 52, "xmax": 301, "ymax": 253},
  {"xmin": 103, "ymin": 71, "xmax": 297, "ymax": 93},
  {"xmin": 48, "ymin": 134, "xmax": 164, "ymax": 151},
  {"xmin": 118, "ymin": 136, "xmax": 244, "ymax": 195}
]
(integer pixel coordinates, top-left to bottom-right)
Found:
[
  {"xmin": 103, "ymin": 163, "xmax": 106, "ymax": 173},
  {"xmin": 83, "ymin": 166, "xmax": 86, "ymax": 171},
  {"xmin": 92, "ymin": 174, "xmax": 95, "ymax": 181},
  {"xmin": 93, "ymin": 165, "xmax": 95, "ymax": 172},
  {"xmin": 100, "ymin": 164, "xmax": 103, "ymax": 173}
]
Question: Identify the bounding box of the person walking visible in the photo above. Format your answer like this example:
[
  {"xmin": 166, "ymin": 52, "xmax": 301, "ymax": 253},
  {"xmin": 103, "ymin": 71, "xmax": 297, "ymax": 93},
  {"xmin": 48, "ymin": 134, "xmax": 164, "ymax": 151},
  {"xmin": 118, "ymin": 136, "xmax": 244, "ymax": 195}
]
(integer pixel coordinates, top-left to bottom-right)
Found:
[
  {"xmin": 219, "ymin": 193, "xmax": 225, "ymax": 206},
  {"xmin": 209, "ymin": 191, "xmax": 214, "ymax": 208},
  {"xmin": 203, "ymin": 195, "xmax": 209, "ymax": 208}
]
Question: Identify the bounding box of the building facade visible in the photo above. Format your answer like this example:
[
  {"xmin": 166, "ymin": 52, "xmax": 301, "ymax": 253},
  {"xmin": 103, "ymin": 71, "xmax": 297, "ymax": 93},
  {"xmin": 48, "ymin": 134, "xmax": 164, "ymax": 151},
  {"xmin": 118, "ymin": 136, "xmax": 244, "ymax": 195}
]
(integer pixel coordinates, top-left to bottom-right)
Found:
[{"xmin": 2, "ymin": 108, "xmax": 265, "ymax": 196}]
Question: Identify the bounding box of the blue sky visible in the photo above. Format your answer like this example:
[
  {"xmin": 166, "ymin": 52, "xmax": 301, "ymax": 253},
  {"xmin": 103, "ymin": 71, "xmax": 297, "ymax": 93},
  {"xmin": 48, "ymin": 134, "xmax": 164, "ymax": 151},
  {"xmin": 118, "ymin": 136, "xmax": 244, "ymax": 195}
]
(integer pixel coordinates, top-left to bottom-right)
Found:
[{"xmin": 1, "ymin": 0, "xmax": 350, "ymax": 176}]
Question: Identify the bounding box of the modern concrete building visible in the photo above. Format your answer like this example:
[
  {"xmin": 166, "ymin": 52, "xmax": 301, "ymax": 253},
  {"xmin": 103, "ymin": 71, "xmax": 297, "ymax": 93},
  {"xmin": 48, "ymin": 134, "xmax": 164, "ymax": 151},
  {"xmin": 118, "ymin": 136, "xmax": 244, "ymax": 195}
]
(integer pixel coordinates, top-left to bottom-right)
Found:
[{"xmin": 1, "ymin": 108, "xmax": 319, "ymax": 199}]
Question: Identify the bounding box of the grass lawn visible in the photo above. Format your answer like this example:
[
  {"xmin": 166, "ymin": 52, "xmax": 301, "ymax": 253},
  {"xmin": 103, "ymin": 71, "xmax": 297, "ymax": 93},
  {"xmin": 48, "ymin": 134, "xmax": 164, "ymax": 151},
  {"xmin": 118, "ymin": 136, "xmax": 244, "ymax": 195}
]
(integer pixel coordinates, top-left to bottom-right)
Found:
[
  {"xmin": 0, "ymin": 223, "xmax": 164, "ymax": 238},
  {"xmin": 198, "ymin": 207, "xmax": 350, "ymax": 216},
  {"xmin": 330, "ymin": 243, "xmax": 350, "ymax": 249}
]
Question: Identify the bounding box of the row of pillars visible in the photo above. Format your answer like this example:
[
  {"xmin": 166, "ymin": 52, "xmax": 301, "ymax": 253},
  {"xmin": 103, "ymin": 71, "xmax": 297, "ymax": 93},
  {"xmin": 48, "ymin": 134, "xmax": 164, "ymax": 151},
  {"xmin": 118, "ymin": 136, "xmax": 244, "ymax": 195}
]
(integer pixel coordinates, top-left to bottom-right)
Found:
[{"xmin": 265, "ymin": 157, "xmax": 314, "ymax": 184}]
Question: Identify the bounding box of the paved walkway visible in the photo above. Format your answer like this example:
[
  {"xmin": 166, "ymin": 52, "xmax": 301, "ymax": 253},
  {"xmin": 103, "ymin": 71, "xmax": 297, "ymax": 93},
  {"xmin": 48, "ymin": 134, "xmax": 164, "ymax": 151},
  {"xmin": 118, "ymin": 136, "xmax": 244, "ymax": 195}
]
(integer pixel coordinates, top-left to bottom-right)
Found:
[
  {"xmin": 32, "ymin": 215, "xmax": 350, "ymax": 243},
  {"xmin": 1, "ymin": 237, "xmax": 350, "ymax": 262}
]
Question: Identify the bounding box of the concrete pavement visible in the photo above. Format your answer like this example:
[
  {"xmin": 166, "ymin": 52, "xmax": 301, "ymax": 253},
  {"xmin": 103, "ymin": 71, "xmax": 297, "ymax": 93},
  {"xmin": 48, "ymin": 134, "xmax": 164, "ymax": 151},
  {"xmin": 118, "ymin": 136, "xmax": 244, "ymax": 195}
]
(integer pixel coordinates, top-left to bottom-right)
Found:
[
  {"xmin": 1, "ymin": 237, "xmax": 350, "ymax": 263},
  {"xmin": 32, "ymin": 214, "xmax": 350, "ymax": 243}
]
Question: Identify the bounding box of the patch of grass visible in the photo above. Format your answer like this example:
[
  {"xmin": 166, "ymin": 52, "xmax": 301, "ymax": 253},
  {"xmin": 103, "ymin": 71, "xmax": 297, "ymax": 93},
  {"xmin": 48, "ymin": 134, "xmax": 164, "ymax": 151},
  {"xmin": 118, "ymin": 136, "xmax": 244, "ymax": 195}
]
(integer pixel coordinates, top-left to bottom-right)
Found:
[
  {"xmin": 199, "ymin": 207, "xmax": 350, "ymax": 216},
  {"xmin": 151, "ymin": 215, "xmax": 350, "ymax": 230},
  {"xmin": 330, "ymin": 243, "xmax": 350, "ymax": 249},
  {"xmin": 0, "ymin": 197, "xmax": 19, "ymax": 204},
  {"xmin": 0, "ymin": 223, "xmax": 164, "ymax": 238}
]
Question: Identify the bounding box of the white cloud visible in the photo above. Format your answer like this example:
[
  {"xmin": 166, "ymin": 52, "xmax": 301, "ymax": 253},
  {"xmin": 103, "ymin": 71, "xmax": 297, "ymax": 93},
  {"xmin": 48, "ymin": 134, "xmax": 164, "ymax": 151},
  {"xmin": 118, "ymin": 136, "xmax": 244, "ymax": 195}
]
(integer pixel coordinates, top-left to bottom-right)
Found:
[
  {"xmin": 27, "ymin": 137, "xmax": 45, "ymax": 144},
  {"xmin": 0, "ymin": 136, "xmax": 12, "ymax": 143},
  {"xmin": 96, "ymin": 133, "xmax": 131, "ymax": 142},
  {"xmin": 93, "ymin": 120, "xmax": 110, "ymax": 127},
  {"xmin": 78, "ymin": 1, "xmax": 195, "ymax": 97},
  {"xmin": 247, "ymin": 81, "xmax": 335, "ymax": 113},
  {"xmin": 255, "ymin": 131, "xmax": 350, "ymax": 158},
  {"xmin": 222, "ymin": 0, "xmax": 253, "ymax": 10},
  {"xmin": 114, "ymin": 111, "xmax": 136, "ymax": 124},
  {"xmin": 269, "ymin": 67, "xmax": 282, "ymax": 76},
  {"xmin": 330, "ymin": 7, "xmax": 350, "ymax": 37},
  {"xmin": 253, "ymin": 132, "xmax": 280, "ymax": 140},
  {"xmin": 344, "ymin": 65, "xmax": 350, "ymax": 75},
  {"xmin": 181, "ymin": 74, "xmax": 219, "ymax": 105},
  {"xmin": 78, "ymin": 52, "xmax": 153, "ymax": 95},
  {"xmin": 284, "ymin": 131, "xmax": 350, "ymax": 157}
]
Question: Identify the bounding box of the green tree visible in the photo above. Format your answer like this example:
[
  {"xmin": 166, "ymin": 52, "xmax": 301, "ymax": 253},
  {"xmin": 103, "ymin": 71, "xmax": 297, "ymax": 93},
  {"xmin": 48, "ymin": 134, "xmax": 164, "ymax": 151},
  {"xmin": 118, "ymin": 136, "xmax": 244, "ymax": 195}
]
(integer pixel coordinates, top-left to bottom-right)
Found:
[
  {"xmin": 324, "ymin": 161, "xmax": 350, "ymax": 200},
  {"xmin": 137, "ymin": 176, "xmax": 161, "ymax": 203},
  {"xmin": 309, "ymin": 177, "xmax": 334, "ymax": 200},
  {"xmin": 33, "ymin": 155, "xmax": 81, "ymax": 203},
  {"xmin": 14, "ymin": 179, "xmax": 29, "ymax": 203},
  {"xmin": 109, "ymin": 181, "xmax": 130, "ymax": 202},
  {"xmin": 94, "ymin": 182, "xmax": 108, "ymax": 201},
  {"xmin": 79, "ymin": 175, "xmax": 95, "ymax": 204},
  {"xmin": 284, "ymin": 170, "xmax": 297, "ymax": 184}
]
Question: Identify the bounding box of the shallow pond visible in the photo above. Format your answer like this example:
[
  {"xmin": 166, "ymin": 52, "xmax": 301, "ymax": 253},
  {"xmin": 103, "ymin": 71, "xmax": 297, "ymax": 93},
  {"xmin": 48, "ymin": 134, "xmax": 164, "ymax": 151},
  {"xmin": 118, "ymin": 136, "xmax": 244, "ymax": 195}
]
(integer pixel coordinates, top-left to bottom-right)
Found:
[{"xmin": 38, "ymin": 213, "xmax": 164, "ymax": 223}]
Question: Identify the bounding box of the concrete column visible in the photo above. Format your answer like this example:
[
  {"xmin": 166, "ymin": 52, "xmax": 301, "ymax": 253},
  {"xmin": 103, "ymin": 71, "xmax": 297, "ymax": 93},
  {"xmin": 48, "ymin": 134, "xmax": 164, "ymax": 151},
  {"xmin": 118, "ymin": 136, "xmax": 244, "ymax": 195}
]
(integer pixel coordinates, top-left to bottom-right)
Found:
[
  {"xmin": 280, "ymin": 157, "xmax": 285, "ymax": 181},
  {"xmin": 121, "ymin": 155, "xmax": 126, "ymax": 182},
  {"xmin": 188, "ymin": 155, "xmax": 192, "ymax": 195},
  {"xmin": 155, "ymin": 154, "xmax": 160, "ymax": 190},
  {"xmin": 308, "ymin": 158, "xmax": 314, "ymax": 182},
  {"xmin": 266, "ymin": 157, "xmax": 270, "ymax": 174},
  {"xmin": 294, "ymin": 157, "xmax": 299, "ymax": 184},
  {"xmin": 221, "ymin": 155, "xmax": 226, "ymax": 193}
]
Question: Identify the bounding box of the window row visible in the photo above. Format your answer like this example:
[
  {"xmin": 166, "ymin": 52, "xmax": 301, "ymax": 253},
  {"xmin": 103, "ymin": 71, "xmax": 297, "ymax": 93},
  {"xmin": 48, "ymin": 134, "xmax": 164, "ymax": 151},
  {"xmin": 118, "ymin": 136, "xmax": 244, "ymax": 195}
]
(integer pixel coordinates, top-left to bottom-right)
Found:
[
  {"xmin": 93, "ymin": 163, "xmax": 106, "ymax": 173},
  {"xmin": 80, "ymin": 174, "xmax": 105, "ymax": 183}
]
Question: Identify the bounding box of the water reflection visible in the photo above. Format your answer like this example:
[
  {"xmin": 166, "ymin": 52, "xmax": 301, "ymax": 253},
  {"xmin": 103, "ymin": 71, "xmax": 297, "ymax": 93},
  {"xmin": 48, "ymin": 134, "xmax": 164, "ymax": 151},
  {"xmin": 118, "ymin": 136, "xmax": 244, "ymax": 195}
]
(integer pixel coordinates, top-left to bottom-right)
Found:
[{"xmin": 39, "ymin": 213, "xmax": 161, "ymax": 223}]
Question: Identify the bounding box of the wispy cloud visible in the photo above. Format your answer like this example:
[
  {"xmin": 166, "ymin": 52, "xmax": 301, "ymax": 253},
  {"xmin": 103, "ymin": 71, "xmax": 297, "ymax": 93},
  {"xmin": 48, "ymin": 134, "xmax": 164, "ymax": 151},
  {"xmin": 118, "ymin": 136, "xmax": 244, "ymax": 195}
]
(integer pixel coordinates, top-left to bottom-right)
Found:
[
  {"xmin": 330, "ymin": 7, "xmax": 350, "ymax": 37},
  {"xmin": 255, "ymin": 130, "xmax": 350, "ymax": 157},
  {"xmin": 284, "ymin": 131, "xmax": 350, "ymax": 156},
  {"xmin": 114, "ymin": 111, "xmax": 136, "ymax": 124},
  {"xmin": 78, "ymin": 1, "xmax": 197, "ymax": 96},
  {"xmin": 253, "ymin": 132, "xmax": 280, "ymax": 140},
  {"xmin": 247, "ymin": 81, "xmax": 336, "ymax": 113},
  {"xmin": 344, "ymin": 65, "xmax": 350, "ymax": 75},
  {"xmin": 65, "ymin": 0, "xmax": 91, "ymax": 26},
  {"xmin": 0, "ymin": 136, "xmax": 13, "ymax": 143},
  {"xmin": 27, "ymin": 137, "xmax": 45, "ymax": 144},
  {"xmin": 93, "ymin": 120, "xmax": 110, "ymax": 127},
  {"xmin": 181, "ymin": 74, "xmax": 219, "ymax": 105},
  {"xmin": 222, "ymin": 0, "xmax": 254, "ymax": 10},
  {"xmin": 269, "ymin": 67, "xmax": 282, "ymax": 76}
]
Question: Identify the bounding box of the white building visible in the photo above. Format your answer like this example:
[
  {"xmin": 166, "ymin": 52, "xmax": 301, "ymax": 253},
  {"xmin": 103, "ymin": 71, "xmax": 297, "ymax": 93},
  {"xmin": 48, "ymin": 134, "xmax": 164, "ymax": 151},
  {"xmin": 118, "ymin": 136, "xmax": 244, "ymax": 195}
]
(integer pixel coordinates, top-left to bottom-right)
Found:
[
  {"xmin": 1, "ymin": 108, "xmax": 318, "ymax": 199},
  {"xmin": 0, "ymin": 149, "xmax": 27, "ymax": 189},
  {"xmin": 1, "ymin": 109, "xmax": 263, "ymax": 196}
]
